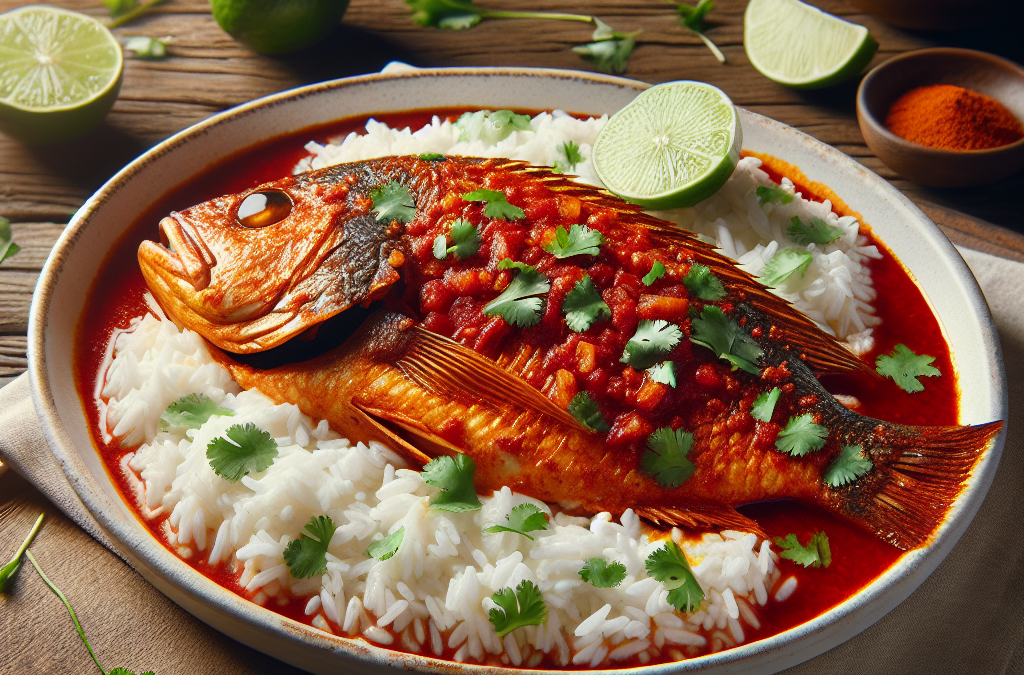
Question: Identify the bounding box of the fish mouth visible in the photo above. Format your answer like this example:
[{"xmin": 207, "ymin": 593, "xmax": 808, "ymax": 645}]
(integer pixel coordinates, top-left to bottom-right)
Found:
[{"xmin": 143, "ymin": 215, "xmax": 216, "ymax": 292}]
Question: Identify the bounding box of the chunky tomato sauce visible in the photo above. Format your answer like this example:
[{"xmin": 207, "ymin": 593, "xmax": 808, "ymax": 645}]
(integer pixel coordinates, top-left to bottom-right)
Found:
[{"xmin": 75, "ymin": 109, "xmax": 959, "ymax": 665}]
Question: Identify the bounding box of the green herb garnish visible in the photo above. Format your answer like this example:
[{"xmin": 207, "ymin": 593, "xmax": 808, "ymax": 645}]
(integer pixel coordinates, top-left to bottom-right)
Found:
[
  {"xmin": 103, "ymin": 0, "xmax": 164, "ymax": 29},
  {"xmin": 755, "ymin": 185, "xmax": 794, "ymax": 205},
  {"xmin": 206, "ymin": 423, "xmax": 278, "ymax": 483},
  {"xmin": 751, "ymin": 387, "xmax": 780, "ymax": 422},
  {"xmin": 823, "ymin": 444, "xmax": 873, "ymax": 487},
  {"xmin": 488, "ymin": 579, "xmax": 548, "ymax": 637},
  {"xmin": 645, "ymin": 541, "xmax": 704, "ymax": 613},
  {"xmin": 419, "ymin": 152, "xmax": 445, "ymax": 161},
  {"xmin": 642, "ymin": 261, "xmax": 666, "ymax": 286},
  {"xmin": 875, "ymin": 344, "xmax": 941, "ymax": 393},
  {"xmin": 371, "ymin": 180, "xmax": 416, "ymax": 223},
  {"xmin": 544, "ymin": 224, "xmax": 604, "ymax": 258},
  {"xmin": 422, "ymin": 454, "xmax": 483, "ymax": 512},
  {"xmin": 562, "ymin": 275, "xmax": 610, "ymax": 332},
  {"xmin": 484, "ymin": 259, "xmax": 550, "ymax": 328},
  {"xmin": 283, "ymin": 515, "xmax": 336, "ymax": 579},
  {"xmin": 462, "ymin": 188, "xmax": 525, "ymax": 220},
  {"xmin": 689, "ymin": 305, "xmax": 763, "ymax": 375},
  {"xmin": 775, "ymin": 414, "xmax": 828, "ymax": 457},
  {"xmin": 573, "ymin": 18, "xmax": 642, "ymax": 75},
  {"xmin": 682, "ymin": 263, "xmax": 726, "ymax": 300},
  {"xmin": 774, "ymin": 532, "xmax": 831, "ymax": 568},
  {"xmin": 641, "ymin": 427, "xmax": 696, "ymax": 488},
  {"xmin": 160, "ymin": 393, "xmax": 233, "ymax": 430},
  {"xmin": 0, "ymin": 513, "xmax": 44, "ymax": 593},
  {"xmin": 669, "ymin": 0, "xmax": 725, "ymax": 63},
  {"xmin": 366, "ymin": 526, "xmax": 405, "ymax": 561},
  {"xmin": 484, "ymin": 504, "xmax": 549, "ymax": 540},
  {"xmin": 761, "ymin": 249, "xmax": 812, "ymax": 287},
  {"xmin": 432, "ymin": 218, "xmax": 481, "ymax": 260},
  {"xmin": 567, "ymin": 391, "xmax": 610, "ymax": 432},
  {"xmin": 787, "ymin": 216, "xmax": 843, "ymax": 246},
  {"xmin": 553, "ymin": 140, "xmax": 584, "ymax": 173},
  {"xmin": 0, "ymin": 217, "xmax": 20, "ymax": 265},
  {"xmin": 621, "ymin": 319, "xmax": 683, "ymax": 370},
  {"xmin": 579, "ymin": 558, "xmax": 627, "ymax": 588},
  {"xmin": 123, "ymin": 35, "xmax": 167, "ymax": 59},
  {"xmin": 648, "ymin": 361, "xmax": 677, "ymax": 387}
]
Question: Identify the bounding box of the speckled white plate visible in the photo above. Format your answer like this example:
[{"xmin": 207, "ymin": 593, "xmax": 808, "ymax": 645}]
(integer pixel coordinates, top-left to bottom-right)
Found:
[{"xmin": 27, "ymin": 68, "xmax": 1007, "ymax": 675}]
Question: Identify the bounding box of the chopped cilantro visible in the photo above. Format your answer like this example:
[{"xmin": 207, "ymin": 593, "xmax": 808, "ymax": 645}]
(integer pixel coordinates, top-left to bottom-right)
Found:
[
  {"xmin": 641, "ymin": 427, "xmax": 695, "ymax": 488},
  {"xmin": 645, "ymin": 541, "xmax": 704, "ymax": 613},
  {"xmin": 579, "ymin": 558, "xmax": 627, "ymax": 588},
  {"xmin": 283, "ymin": 515, "xmax": 336, "ymax": 579},
  {"xmin": 875, "ymin": 344, "xmax": 941, "ymax": 393},
  {"xmin": 419, "ymin": 152, "xmax": 445, "ymax": 161},
  {"xmin": 544, "ymin": 224, "xmax": 604, "ymax": 258},
  {"xmin": 484, "ymin": 504, "xmax": 549, "ymax": 540},
  {"xmin": 453, "ymin": 109, "xmax": 533, "ymax": 142},
  {"xmin": 755, "ymin": 185, "xmax": 794, "ymax": 205},
  {"xmin": 206, "ymin": 423, "xmax": 278, "ymax": 483},
  {"xmin": 774, "ymin": 531, "xmax": 831, "ymax": 568},
  {"xmin": 487, "ymin": 110, "xmax": 532, "ymax": 132},
  {"xmin": 484, "ymin": 260, "xmax": 550, "ymax": 327},
  {"xmin": 787, "ymin": 216, "xmax": 843, "ymax": 246},
  {"xmin": 642, "ymin": 261, "xmax": 666, "ymax": 286},
  {"xmin": 366, "ymin": 526, "xmax": 405, "ymax": 560},
  {"xmin": 621, "ymin": 319, "xmax": 683, "ymax": 370},
  {"xmin": 689, "ymin": 306, "xmax": 763, "ymax": 375},
  {"xmin": 572, "ymin": 19, "xmax": 641, "ymax": 75},
  {"xmin": 823, "ymin": 444, "xmax": 873, "ymax": 487},
  {"xmin": 648, "ymin": 361, "xmax": 677, "ymax": 387},
  {"xmin": 422, "ymin": 455, "xmax": 482, "ymax": 512},
  {"xmin": 683, "ymin": 263, "xmax": 726, "ymax": 300},
  {"xmin": 432, "ymin": 218, "xmax": 481, "ymax": 260},
  {"xmin": 761, "ymin": 249, "xmax": 812, "ymax": 287},
  {"xmin": 751, "ymin": 387, "xmax": 780, "ymax": 422},
  {"xmin": 553, "ymin": 140, "xmax": 584, "ymax": 173},
  {"xmin": 488, "ymin": 579, "xmax": 547, "ymax": 637},
  {"xmin": 160, "ymin": 393, "xmax": 233, "ymax": 430},
  {"xmin": 0, "ymin": 217, "xmax": 20, "ymax": 264},
  {"xmin": 462, "ymin": 188, "xmax": 525, "ymax": 220},
  {"xmin": 567, "ymin": 392, "xmax": 610, "ymax": 432},
  {"xmin": 370, "ymin": 180, "xmax": 416, "ymax": 223},
  {"xmin": 562, "ymin": 275, "xmax": 610, "ymax": 332},
  {"xmin": 775, "ymin": 413, "xmax": 828, "ymax": 457}
]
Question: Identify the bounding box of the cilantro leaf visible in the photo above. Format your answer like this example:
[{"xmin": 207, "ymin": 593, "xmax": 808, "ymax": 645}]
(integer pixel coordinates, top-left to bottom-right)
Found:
[
  {"xmin": 573, "ymin": 20, "xmax": 641, "ymax": 75},
  {"xmin": 422, "ymin": 455, "xmax": 482, "ymax": 512},
  {"xmin": 755, "ymin": 185, "xmax": 794, "ymax": 205},
  {"xmin": 875, "ymin": 344, "xmax": 941, "ymax": 393},
  {"xmin": 124, "ymin": 35, "xmax": 167, "ymax": 59},
  {"xmin": 579, "ymin": 558, "xmax": 627, "ymax": 588},
  {"xmin": 544, "ymin": 224, "xmax": 604, "ymax": 258},
  {"xmin": 775, "ymin": 414, "xmax": 828, "ymax": 457},
  {"xmin": 641, "ymin": 427, "xmax": 695, "ymax": 488},
  {"xmin": 823, "ymin": 444, "xmax": 873, "ymax": 487},
  {"xmin": 160, "ymin": 393, "xmax": 233, "ymax": 430},
  {"xmin": 670, "ymin": 0, "xmax": 725, "ymax": 63},
  {"xmin": 567, "ymin": 391, "xmax": 610, "ymax": 432},
  {"xmin": 645, "ymin": 541, "xmax": 704, "ymax": 613},
  {"xmin": 648, "ymin": 361, "xmax": 676, "ymax": 387},
  {"xmin": 419, "ymin": 152, "xmax": 445, "ymax": 161},
  {"xmin": 689, "ymin": 306, "xmax": 763, "ymax": 375},
  {"xmin": 761, "ymin": 249, "xmax": 812, "ymax": 287},
  {"xmin": 484, "ymin": 260, "xmax": 550, "ymax": 328},
  {"xmin": 553, "ymin": 140, "xmax": 584, "ymax": 173},
  {"xmin": 283, "ymin": 515, "xmax": 336, "ymax": 579},
  {"xmin": 787, "ymin": 216, "xmax": 843, "ymax": 246},
  {"xmin": 454, "ymin": 110, "xmax": 532, "ymax": 143},
  {"xmin": 751, "ymin": 387, "xmax": 780, "ymax": 422},
  {"xmin": 683, "ymin": 263, "xmax": 726, "ymax": 301},
  {"xmin": 642, "ymin": 261, "xmax": 666, "ymax": 286},
  {"xmin": 621, "ymin": 319, "xmax": 683, "ymax": 370},
  {"xmin": 366, "ymin": 526, "xmax": 405, "ymax": 560},
  {"xmin": 774, "ymin": 531, "xmax": 831, "ymax": 568},
  {"xmin": 562, "ymin": 275, "xmax": 610, "ymax": 332},
  {"xmin": 407, "ymin": 0, "xmax": 483, "ymax": 28},
  {"xmin": 371, "ymin": 181, "xmax": 416, "ymax": 223},
  {"xmin": 0, "ymin": 217, "xmax": 20, "ymax": 265},
  {"xmin": 206, "ymin": 423, "xmax": 278, "ymax": 483},
  {"xmin": 433, "ymin": 218, "xmax": 481, "ymax": 260},
  {"xmin": 462, "ymin": 188, "xmax": 525, "ymax": 221},
  {"xmin": 484, "ymin": 504, "xmax": 549, "ymax": 540},
  {"xmin": 488, "ymin": 110, "xmax": 532, "ymax": 131},
  {"xmin": 488, "ymin": 579, "xmax": 547, "ymax": 637}
]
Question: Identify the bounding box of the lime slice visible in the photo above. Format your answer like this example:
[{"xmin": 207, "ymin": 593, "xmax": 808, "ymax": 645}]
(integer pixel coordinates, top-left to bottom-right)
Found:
[
  {"xmin": 0, "ymin": 6, "xmax": 123, "ymax": 145},
  {"xmin": 744, "ymin": 0, "xmax": 877, "ymax": 89},
  {"xmin": 591, "ymin": 81, "xmax": 741, "ymax": 210}
]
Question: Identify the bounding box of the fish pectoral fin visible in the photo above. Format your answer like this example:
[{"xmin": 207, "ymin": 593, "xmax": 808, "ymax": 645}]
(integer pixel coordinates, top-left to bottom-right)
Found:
[
  {"xmin": 634, "ymin": 504, "xmax": 766, "ymax": 538},
  {"xmin": 351, "ymin": 400, "xmax": 469, "ymax": 468},
  {"xmin": 395, "ymin": 326, "xmax": 586, "ymax": 431}
]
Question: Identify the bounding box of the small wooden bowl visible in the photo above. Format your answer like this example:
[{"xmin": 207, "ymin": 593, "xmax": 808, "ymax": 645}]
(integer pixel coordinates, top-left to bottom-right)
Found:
[{"xmin": 857, "ymin": 48, "xmax": 1024, "ymax": 187}]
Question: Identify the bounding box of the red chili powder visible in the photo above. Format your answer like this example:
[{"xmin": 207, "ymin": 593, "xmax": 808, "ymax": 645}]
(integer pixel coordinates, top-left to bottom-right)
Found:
[{"xmin": 884, "ymin": 84, "xmax": 1024, "ymax": 151}]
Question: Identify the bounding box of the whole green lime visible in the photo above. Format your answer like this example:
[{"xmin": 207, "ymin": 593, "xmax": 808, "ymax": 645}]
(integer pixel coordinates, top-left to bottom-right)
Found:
[{"xmin": 210, "ymin": 0, "xmax": 350, "ymax": 55}]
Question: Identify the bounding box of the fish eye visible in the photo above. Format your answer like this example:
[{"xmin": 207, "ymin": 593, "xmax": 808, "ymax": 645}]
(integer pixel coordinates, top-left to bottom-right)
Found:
[{"xmin": 236, "ymin": 190, "xmax": 292, "ymax": 228}]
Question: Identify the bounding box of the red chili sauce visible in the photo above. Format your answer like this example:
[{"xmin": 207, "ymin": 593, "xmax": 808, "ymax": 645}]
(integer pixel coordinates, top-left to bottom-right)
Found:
[{"xmin": 74, "ymin": 110, "xmax": 960, "ymax": 664}]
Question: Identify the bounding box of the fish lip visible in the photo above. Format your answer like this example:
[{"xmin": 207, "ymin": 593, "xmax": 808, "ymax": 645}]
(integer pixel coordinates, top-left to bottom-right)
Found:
[{"xmin": 156, "ymin": 215, "xmax": 214, "ymax": 291}]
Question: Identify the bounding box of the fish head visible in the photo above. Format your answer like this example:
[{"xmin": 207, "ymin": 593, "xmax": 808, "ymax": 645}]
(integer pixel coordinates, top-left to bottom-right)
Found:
[{"xmin": 138, "ymin": 171, "xmax": 406, "ymax": 353}]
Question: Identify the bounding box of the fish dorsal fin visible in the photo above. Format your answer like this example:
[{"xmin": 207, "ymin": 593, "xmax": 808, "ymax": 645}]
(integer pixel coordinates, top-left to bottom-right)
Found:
[
  {"xmin": 396, "ymin": 326, "xmax": 586, "ymax": 431},
  {"xmin": 634, "ymin": 504, "xmax": 766, "ymax": 538}
]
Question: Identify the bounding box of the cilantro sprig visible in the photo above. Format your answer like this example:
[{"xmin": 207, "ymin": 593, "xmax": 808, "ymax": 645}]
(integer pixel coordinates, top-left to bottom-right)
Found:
[
  {"xmin": 422, "ymin": 455, "xmax": 483, "ymax": 512},
  {"xmin": 488, "ymin": 579, "xmax": 548, "ymax": 637},
  {"xmin": 648, "ymin": 361, "xmax": 677, "ymax": 387},
  {"xmin": 761, "ymin": 249, "xmax": 812, "ymax": 287},
  {"xmin": 544, "ymin": 224, "xmax": 604, "ymax": 258},
  {"xmin": 621, "ymin": 319, "xmax": 683, "ymax": 370},
  {"xmin": 462, "ymin": 188, "xmax": 524, "ymax": 221},
  {"xmin": 103, "ymin": 0, "xmax": 164, "ymax": 29},
  {"xmin": 642, "ymin": 261, "xmax": 666, "ymax": 286},
  {"xmin": 755, "ymin": 185, "xmax": 794, "ymax": 205},
  {"xmin": 775, "ymin": 414, "xmax": 828, "ymax": 457},
  {"xmin": 484, "ymin": 504, "xmax": 549, "ymax": 540},
  {"xmin": 823, "ymin": 444, "xmax": 873, "ymax": 487},
  {"xmin": 284, "ymin": 515, "xmax": 336, "ymax": 578},
  {"xmin": 206, "ymin": 423, "xmax": 278, "ymax": 483},
  {"xmin": 787, "ymin": 216, "xmax": 843, "ymax": 246},
  {"xmin": 371, "ymin": 181, "xmax": 416, "ymax": 223},
  {"xmin": 668, "ymin": 0, "xmax": 725, "ymax": 63},
  {"xmin": 484, "ymin": 259, "xmax": 550, "ymax": 328},
  {"xmin": 567, "ymin": 391, "xmax": 610, "ymax": 432},
  {"xmin": 751, "ymin": 387, "xmax": 780, "ymax": 422},
  {"xmin": 683, "ymin": 263, "xmax": 726, "ymax": 301},
  {"xmin": 774, "ymin": 532, "xmax": 832, "ymax": 568},
  {"xmin": 0, "ymin": 216, "xmax": 20, "ymax": 265},
  {"xmin": 572, "ymin": 18, "xmax": 642, "ymax": 75},
  {"xmin": 553, "ymin": 140, "xmax": 584, "ymax": 173},
  {"xmin": 432, "ymin": 218, "xmax": 481, "ymax": 260},
  {"xmin": 160, "ymin": 393, "xmax": 233, "ymax": 430},
  {"xmin": 689, "ymin": 306, "xmax": 763, "ymax": 375},
  {"xmin": 580, "ymin": 558, "xmax": 627, "ymax": 588},
  {"xmin": 641, "ymin": 427, "xmax": 696, "ymax": 489},
  {"xmin": 366, "ymin": 526, "xmax": 405, "ymax": 561},
  {"xmin": 562, "ymin": 275, "xmax": 610, "ymax": 332},
  {"xmin": 875, "ymin": 344, "xmax": 941, "ymax": 393},
  {"xmin": 645, "ymin": 541, "xmax": 704, "ymax": 613},
  {"xmin": 0, "ymin": 513, "xmax": 43, "ymax": 593}
]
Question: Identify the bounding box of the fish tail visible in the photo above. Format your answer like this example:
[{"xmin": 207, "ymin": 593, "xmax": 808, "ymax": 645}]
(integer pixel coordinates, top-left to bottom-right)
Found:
[{"xmin": 823, "ymin": 418, "xmax": 1003, "ymax": 550}]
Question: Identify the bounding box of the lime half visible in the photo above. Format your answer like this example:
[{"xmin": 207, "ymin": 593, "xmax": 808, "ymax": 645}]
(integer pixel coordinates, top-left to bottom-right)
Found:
[
  {"xmin": 744, "ymin": 0, "xmax": 877, "ymax": 89},
  {"xmin": 592, "ymin": 81, "xmax": 741, "ymax": 210},
  {"xmin": 0, "ymin": 6, "xmax": 123, "ymax": 145}
]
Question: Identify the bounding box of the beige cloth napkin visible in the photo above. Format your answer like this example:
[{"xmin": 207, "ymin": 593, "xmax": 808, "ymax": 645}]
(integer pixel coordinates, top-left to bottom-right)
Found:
[{"xmin": 1, "ymin": 248, "xmax": 1021, "ymax": 674}]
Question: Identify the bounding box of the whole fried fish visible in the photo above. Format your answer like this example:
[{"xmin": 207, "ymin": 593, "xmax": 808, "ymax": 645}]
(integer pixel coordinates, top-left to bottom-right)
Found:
[{"xmin": 138, "ymin": 155, "xmax": 1001, "ymax": 550}]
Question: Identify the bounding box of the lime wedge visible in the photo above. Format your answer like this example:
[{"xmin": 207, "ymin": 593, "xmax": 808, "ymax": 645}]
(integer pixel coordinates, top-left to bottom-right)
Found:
[
  {"xmin": 0, "ymin": 6, "xmax": 123, "ymax": 145},
  {"xmin": 592, "ymin": 81, "xmax": 741, "ymax": 210},
  {"xmin": 744, "ymin": 0, "xmax": 877, "ymax": 89}
]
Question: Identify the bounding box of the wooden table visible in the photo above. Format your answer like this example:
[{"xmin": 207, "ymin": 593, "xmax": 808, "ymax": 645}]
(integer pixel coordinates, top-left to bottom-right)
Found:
[{"xmin": 1, "ymin": 1, "xmax": 1022, "ymax": 672}]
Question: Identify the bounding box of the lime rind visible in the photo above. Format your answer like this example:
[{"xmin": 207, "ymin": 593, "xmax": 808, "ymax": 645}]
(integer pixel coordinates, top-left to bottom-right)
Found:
[{"xmin": 592, "ymin": 81, "xmax": 741, "ymax": 210}]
